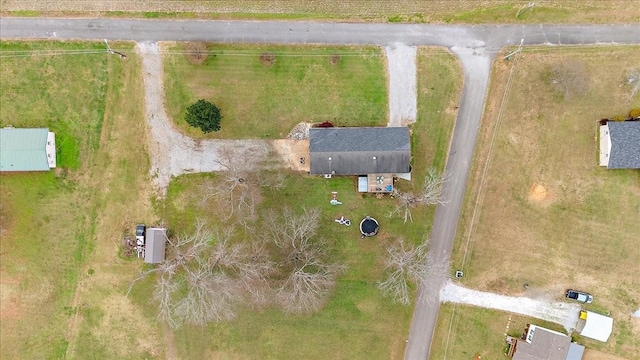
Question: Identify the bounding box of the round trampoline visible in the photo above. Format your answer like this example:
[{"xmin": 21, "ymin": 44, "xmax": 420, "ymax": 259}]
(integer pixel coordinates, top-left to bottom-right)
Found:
[{"xmin": 359, "ymin": 216, "xmax": 379, "ymax": 238}]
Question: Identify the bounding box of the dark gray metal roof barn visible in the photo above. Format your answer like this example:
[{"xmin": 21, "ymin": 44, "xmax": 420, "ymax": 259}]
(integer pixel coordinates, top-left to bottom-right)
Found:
[{"xmin": 309, "ymin": 127, "xmax": 411, "ymax": 175}]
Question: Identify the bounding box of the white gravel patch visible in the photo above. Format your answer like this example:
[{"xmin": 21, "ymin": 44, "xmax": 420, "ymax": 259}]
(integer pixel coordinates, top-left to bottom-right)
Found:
[
  {"xmin": 385, "ymin": 43, "xmax": 417, "ymax": 127},
  {"xmin": 440, "ymin": 281, "xmax": 581, "ymax": 333},
  {"xmin": 138, "ymin": 42, "xmax": 272, "ymax": 194},
  {"xmin": 634, "ymin": 309, "xmax": 640, "ymax": 318}
]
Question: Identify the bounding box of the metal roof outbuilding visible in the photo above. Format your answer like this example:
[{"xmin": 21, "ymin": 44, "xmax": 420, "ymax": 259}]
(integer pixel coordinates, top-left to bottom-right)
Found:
[
  {"xmin": 0, "ymin": 127, "xmax": 56, "ymax": 171},
  {"xmin": 144, "ymin": 228, "xmax": 167, "ymax": 264}
]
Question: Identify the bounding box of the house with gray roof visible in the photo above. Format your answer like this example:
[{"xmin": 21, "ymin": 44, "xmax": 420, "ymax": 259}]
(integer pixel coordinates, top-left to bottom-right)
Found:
[
  {"xmin": 309, "ymin": 127, "xmax": 411, "ymax": 192},
  {"xmin": 0, "ymin": 127, "xmax": 56, "ymax": 172},
  {"xmin": 599, "ymin": 121, "xmax": 640, "ymax": 169},
  {"xmin": 506, "ymin": 324, "xmax": 585, "ymax": 360}
]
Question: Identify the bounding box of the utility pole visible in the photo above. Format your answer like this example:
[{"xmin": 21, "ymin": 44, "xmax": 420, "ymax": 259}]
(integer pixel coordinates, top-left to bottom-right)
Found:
[
  {"xmin": 104, "ymin": 39, "xmax": 127, "ymax": 60},
  {"xmin": 503, "ymin": 38, "xmax": 524, "ymax": 61}
]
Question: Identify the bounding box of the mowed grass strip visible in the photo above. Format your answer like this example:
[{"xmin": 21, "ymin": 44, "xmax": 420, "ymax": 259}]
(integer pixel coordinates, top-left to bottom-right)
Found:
[
  {"xmin": 0, "ymin": 41, "xmax": 108, "ymax": 358},
  {"xmin": 163, "ymin": 43, "xmax": 387, "ymax": 139},
  {"xmin": 450, "ymin": 46, "xmax": 640, "ymax": 357}
]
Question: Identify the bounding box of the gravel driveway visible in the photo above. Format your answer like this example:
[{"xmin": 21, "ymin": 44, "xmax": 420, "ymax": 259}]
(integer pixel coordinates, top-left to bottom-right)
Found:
[
  {"xmin": 385, "ymin": 43, "xmax": 417, "ymax": 127},
  {"xmin": 440, "ymin": 280, "xmax": 581, "ymax": 333},
  {"xmin": 138, "ymin": 42, "xmax": 272, "ymax": 194}
]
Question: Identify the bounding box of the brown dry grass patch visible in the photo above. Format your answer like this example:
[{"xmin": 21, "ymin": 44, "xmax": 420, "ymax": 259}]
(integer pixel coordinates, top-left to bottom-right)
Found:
[{"xmin": 451, "ymin": 46, "xmax": 640, "ymax": 357}]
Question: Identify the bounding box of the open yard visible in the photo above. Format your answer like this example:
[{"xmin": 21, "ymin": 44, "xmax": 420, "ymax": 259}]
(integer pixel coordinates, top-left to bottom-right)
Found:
[
  {"xmin": 126, "ymin": 47, "xmax": 462, "ymax": 358},
  {"xmin": 3, "ymin": 1, "xmax": 640, "ymax": 24},
  {"xmin": 163, "ymin": 44, "xmax": 387, "ymax": 139},
  {"xmin": 1, "ymin": 40, "xmax": 461, "ymax": 358},
  {"xmin": 443, "ymin": 46, "xmax": 640, "ymax": 358},
  {"xmin": 0, "ymin": 41, "xmax": 156, "ymax": 359}
]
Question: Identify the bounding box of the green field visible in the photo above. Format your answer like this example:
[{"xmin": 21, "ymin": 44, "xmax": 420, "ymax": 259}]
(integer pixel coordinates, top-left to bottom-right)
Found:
[
  {"xmin": 0, "ymin": 41, "xmax": 109, "ymax": 358},
  {"xmin": 163, "ymin": 44, "xmax": 388, "ymax": 139},
  {"xmin": 446, "ymin": 46, "xmax": 640, "ymax": 358},
  {"xmin": 0, "ymin": 41, "xmax": 155, "ymax": 359}
]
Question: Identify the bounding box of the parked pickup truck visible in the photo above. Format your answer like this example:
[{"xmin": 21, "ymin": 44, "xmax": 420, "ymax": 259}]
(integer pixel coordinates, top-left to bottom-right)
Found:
[{"xmin": 565, "ymin": 289, "xmax": 593, "ymax": 304}]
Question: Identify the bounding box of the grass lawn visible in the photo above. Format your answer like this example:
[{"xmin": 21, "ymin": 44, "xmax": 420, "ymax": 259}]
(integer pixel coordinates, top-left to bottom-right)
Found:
[
  {"xmin": 163, "ymin": 43, "xmax": 387, "ymax": 139},
  {"xmin": 446, "ymin": 46, "xmax": 640, "ymax": 358},
  {"xmin": 0, "ymin": 41, "xmax": 156, "ymax": 359},
  {"xmin": 4, "ymin": 1, "xmax": 640, "ymax": 24},
  {"xmin": 0, "ymin": 40, "xmax": 108, "ymax": 358},
  {"xmin": 151, "ymin": 172, "xmax": 425, "ymax": 359},
  {"xmin": 129, "ymin": 47, "xmax": 462, "ymax": 358},
  {"xmin": 431, "ymin": 304, "xmax": 568, "ymax": 359},
  {"xmin": 411, "ymin": 47, "xmax": 462, "ymax": 181}
]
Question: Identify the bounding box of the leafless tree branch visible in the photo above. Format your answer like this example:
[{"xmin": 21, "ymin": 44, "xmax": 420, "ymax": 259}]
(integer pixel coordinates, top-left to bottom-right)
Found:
[
  {"xmin": 388, "ymin": 168, "xmax": 447, "ymax": 223},
  {"xmin": 378, "ymin": 239, "xmax": 429, "ymax": 305}
]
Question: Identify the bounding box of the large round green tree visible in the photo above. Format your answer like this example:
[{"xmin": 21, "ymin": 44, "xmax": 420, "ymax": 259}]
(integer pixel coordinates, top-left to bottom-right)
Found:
[{"xmin": 185, "ymin": 99, "xmax": 222, "ymax": 133}]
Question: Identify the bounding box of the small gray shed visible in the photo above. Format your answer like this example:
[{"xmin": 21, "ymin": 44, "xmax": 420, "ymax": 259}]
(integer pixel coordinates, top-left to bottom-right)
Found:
[{"xmin": 144, "ymin": 227, "xmax": 167, "ymax": 264}]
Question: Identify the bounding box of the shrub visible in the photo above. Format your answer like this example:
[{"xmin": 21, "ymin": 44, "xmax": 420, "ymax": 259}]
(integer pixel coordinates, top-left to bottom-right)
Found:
[
  {"xmin": 185, "ymin": 99, "xmax": 222, "ymax": 133},
  {"xmin": 629, "ymin": 108, "xmax": 640, "ymax": 119}
]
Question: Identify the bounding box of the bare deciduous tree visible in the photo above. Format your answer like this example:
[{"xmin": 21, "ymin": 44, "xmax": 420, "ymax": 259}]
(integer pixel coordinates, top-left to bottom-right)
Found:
[
  {"xmin": 184, "ymin": 42, "xmax": 208, "ymax": 65},
  {"xmin": 131, "ymin": 221, "xmax": 274, "ymax": 328},
  {"xmin": 379, "ymin": 239, "xmax": 429, "ymax": 305},
  {"xmin": 626, "ymin": 68, "xmax": 640, "ymax": 99},
  {"xmin": 388, "ymin": 168, "xmax": 447, "ymax": 223},
  {"xmin": 200, "ymin": 145, "xmax": 264, "ymax": 225},
  {"xmin": 266, "ymin": 208, "xmax": 344, "ymax": 314},
  {"xmin": 547, "ymin": 59, "xmax": 590, "ymax": 98}
]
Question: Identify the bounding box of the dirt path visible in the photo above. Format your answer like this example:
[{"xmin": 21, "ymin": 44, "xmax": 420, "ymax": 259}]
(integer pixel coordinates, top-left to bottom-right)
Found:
[
  {"xmin": 384, "ymin": 43, "xmax": 417, "ymax": 127},
  {"xmin": 440, "ymin": 280, "xmax": 581, "ymax": 333},
  {"xmin": 138, "ymin": 41, "xmax": 274, "ymax": 194}
]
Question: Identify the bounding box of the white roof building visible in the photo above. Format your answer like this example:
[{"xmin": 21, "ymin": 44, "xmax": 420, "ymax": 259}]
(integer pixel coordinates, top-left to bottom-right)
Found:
[{"xmin": 579, "ymin": 311, "xmax": 613, "ymax": 342}]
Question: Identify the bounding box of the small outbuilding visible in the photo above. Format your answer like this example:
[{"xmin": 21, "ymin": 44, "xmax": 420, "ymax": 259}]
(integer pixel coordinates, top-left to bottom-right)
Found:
[
  {"xmin": 578, "ymin": 311, "xmax": 613, "ymax": 342},
  {"xmin": 144, "ymin": 227, "xmax": 167, "ymax": 264},
  {"xmin": 0, "ymin": 127, "xmax": 56, "ymax": 172}
]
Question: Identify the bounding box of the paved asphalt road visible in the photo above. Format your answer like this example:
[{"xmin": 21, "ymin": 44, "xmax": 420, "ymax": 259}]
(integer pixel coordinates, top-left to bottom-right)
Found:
[{"xmin": 1, "ymin": 18, "xmax": 639, "ymax": 359}]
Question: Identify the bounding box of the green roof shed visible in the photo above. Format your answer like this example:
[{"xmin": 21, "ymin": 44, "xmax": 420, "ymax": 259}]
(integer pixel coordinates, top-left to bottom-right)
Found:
[{"xmin": 0, "ymin": 128, "xmax": 56, "ymax": 172}]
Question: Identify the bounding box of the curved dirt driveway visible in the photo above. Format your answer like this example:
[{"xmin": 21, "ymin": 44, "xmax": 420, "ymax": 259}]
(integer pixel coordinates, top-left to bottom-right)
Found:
[{"xmin": 138, "ymin": 41, "xmax": 272, "ymax": 193}]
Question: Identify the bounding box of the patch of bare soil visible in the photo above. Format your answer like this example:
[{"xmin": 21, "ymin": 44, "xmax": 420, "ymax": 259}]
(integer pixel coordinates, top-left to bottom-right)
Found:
[
  {"xmin": 528, "ymin": 182, "xmax": 555, "ymax": 206},
  {"xmin": 273, "ymin": 139, "xmax": 310, "ymax": 172},
  {"xmin": 0, "ymin": 278, "xmax": 22, "ymax": 321}
]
